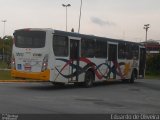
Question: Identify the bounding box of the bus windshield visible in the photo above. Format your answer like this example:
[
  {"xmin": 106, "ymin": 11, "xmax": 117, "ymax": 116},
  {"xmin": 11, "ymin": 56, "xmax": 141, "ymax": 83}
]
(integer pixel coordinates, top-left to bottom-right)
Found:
[{"xmin": 14, "ymin": 30, "xmax": 46, "ymax": 48}]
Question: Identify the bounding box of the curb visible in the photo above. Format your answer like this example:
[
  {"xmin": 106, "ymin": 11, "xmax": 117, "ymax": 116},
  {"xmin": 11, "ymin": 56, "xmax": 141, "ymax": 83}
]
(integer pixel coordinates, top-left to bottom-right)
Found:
[
  {"xmin": 0, "ymin": 69, "xmax": 11, "ymax": 71},
  {"xmin": 0, "ymin": 80, "xmax": 50, "ymax": 83}
]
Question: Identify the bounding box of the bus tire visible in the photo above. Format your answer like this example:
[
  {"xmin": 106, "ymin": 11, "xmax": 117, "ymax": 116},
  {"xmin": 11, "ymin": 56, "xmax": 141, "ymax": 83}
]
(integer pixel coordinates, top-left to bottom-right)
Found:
[
  {"xmin": 130, "ymin": 71, "xmax": 135, "ymax": 83},
  {"xmin": 52, "ymin": 82, "xmax": 65, "ymax": 87},
  {"xmin": 84, "ymin": 71, "xmax": 94, "ymax": 88},
  {"xmin": 122, "ymin": 79, "xmax": 129, "ymax": 83}
]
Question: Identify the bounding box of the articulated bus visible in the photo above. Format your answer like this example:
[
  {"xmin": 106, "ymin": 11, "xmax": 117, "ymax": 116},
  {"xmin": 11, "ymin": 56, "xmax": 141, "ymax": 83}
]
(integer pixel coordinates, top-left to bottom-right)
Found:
[{"xmin": 11, "ymin": 28, "xmax": 146, "ymax": 87}]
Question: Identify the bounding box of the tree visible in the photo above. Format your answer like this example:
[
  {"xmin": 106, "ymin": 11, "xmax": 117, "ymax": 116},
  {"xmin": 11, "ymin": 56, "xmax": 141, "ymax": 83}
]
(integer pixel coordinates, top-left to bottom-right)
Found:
[
  {"xmin": 0, "ymin": 37, "xmax": 3, "ymax": 60},
  {"xmin": 146, "ymin": 53, "xmax": 160, "ymax": 75},
  {"xmin": 2, "ymin": 36, "xmax": 13, "ymax": 63}
]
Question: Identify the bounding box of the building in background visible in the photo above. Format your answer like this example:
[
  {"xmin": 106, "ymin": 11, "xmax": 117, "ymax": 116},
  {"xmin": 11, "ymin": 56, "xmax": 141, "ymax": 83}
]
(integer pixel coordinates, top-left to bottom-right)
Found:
[{"xmin": 141, "ymin": 40, "xmax": 160, "ymax": 54}]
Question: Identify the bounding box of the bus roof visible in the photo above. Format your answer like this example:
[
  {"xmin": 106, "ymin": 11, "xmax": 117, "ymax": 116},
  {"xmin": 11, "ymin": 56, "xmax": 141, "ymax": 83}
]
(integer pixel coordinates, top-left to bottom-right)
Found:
[
  {"xmin": 54, "ymin": 29, "xmax": 141, "ymax": 46},
  {"xmin": 14, "ymin": 28, "xmax": 142, "ymax": 46}
]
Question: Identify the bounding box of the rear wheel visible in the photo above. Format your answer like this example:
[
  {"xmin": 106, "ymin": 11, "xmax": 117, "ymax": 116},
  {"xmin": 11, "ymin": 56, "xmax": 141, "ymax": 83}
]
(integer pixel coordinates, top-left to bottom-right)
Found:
[
  {"xmin": 52, "ymin": 82, "xmax": 65, "ymax": 87},
  {"xmin": 130, "ymin": 71, "xmax": 136, "ymax": 83},
  {"xmin": 84, "ymin": 71, "xmax": 94, "ymax": 88},
  {"xmin": 122, "ymin": 79, "xmax": 129, "ymax": 83}
]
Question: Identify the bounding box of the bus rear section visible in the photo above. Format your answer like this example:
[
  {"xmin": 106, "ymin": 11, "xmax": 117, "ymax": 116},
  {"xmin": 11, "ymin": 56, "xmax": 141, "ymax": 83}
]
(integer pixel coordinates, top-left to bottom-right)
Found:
[{"xmin": 11, "ymin": 29, "xmax": 50, "ymax": 81}]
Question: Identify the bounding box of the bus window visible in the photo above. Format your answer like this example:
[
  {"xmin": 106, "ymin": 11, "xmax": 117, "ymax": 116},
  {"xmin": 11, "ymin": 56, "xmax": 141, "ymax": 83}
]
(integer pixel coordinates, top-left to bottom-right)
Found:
[
  {"xmin": 118, "ymin": 43, "xmax": 126, "ymax": 59},
  {"xmin": 108, "ymin": 44, "xmax": 117, "ymax": 61},
  {"xmin": 132, "ymin": 45, "xmax": 139, "ymax": 60},
  {"xmin": 95, "ymin": 40, "xmax": 107, "ymax": 58},
  {"xmin": 53, "ymin": 35, "xmax": 68, "ymax": 57},
  {"xmin": 81, "ymin": 38, "xmax": 95, "ymax": 58},
  {"xmin": 126, "ymin": 43, "xmax": 133, "ymax": 59},
  {"xmin": 14, "ymin": 31, "xmax": 46, "ymax": 48}
]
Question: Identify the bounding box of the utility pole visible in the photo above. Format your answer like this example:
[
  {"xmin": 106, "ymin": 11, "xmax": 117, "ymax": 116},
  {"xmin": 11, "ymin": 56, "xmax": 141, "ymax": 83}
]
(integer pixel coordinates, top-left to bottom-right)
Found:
[
  {"xmin": 62, "ymin": 4, "xmax": 71, "ymax": 31},
  {"xmin": 78, "ymin": 0, "xmax": 82, "ymax": 33}
]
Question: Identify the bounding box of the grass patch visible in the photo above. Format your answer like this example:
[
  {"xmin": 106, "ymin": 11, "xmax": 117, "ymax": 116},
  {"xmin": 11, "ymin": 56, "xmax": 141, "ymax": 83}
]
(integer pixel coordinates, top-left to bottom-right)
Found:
[
  {"xmin": 145, "ymin": 75, "xmax": 160, "ymax": 79},
  {"xmin": 0, "ymin": 61, "xmax": 12, "ymax": 80},
  {"xmin": 0, "ymin": 70, "xmax": 12, "ymax": 80},
  {"xmin": 145, "ymin": 72, "xmax": 160, "ymax": 79},
  {"xmin": 0, "ymin": 61, "xmax": 8, "ymax": 69}
]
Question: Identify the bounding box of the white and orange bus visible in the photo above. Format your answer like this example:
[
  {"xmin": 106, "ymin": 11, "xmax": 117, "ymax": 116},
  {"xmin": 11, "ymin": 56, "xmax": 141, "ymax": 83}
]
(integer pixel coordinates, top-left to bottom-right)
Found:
[{"xmin": 11, "ymin": 28, "xmax": 146, "ymax": 87}]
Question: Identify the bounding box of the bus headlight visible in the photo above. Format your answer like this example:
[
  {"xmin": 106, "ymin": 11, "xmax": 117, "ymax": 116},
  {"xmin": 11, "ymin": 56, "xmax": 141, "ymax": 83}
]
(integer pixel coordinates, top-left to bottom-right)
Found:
[{"xmin": 41, "ymin": 54, "xmax": 49, "ymax": 71}]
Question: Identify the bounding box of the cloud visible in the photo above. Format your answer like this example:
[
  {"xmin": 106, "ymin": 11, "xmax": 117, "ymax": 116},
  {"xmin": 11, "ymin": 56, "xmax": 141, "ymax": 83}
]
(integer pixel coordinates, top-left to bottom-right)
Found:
[{"xmin": 91, "ymin": 17, "xmax": 116, "ymax": 27}]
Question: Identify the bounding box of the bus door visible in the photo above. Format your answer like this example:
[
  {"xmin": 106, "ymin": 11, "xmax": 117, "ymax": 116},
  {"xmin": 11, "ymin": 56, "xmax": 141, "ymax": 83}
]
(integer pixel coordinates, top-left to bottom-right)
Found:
[
  {"xmin": 108, "ymin": 43, "xmax": 118, "ymax": 79},
  {"xmin": 139, "ymin": 47, "xmax": 146, "ymax": 78},
  {"xmin": 69, "ymin": 37, "xmax": 81, "ymax": 82}
]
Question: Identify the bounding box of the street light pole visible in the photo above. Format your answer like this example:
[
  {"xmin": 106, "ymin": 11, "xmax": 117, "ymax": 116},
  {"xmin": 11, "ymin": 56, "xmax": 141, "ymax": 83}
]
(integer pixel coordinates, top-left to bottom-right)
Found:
[
  {"xmin": 62, "ymin": 4, "xmax": 71, "ymax": 31},
  {"xmin": 2, "ymin": 20, "xmax": 7, "ymax": 61},
  {"xmin": 144, "ymin": 24, "xmax": 150, "ymax": 53},
  {"xmin": 144, "ymin": 24, "xmax": 150, "ymax": 43}
]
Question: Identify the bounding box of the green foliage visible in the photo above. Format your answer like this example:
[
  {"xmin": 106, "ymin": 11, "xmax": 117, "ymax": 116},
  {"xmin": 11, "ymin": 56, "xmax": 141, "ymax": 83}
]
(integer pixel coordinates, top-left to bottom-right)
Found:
[
  {"xmin": 0, "ymin": 36, "xmax": 13, "ymax": 68},
  {"xmin": 146, "ymin": 53, "xmax": 160, "ymax": 75},
  {"xmin": 145, "ymin": 74, "xmax": 160, "ymax": 79},
  {"xmin": 0, "ymin": 61, "xmax": 8, "ymax": 68}
]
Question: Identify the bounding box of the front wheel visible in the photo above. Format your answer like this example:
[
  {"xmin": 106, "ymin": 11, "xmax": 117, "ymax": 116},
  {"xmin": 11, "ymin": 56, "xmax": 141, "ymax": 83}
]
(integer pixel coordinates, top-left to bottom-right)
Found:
[{"xmin": 84, "ymin": 71, "xmax": 94, "ymax": 88}]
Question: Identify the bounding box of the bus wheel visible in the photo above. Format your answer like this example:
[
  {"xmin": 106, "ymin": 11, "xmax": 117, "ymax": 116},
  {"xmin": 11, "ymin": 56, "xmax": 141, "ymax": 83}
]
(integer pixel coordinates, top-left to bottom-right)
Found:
[
  {"xmin": 52, "ymin": 82, "xmax": 65, "ymax": 87},
  {"xmin": 84, "ymin": 71, "xmax": 94, "ymax": 88},
  {"xmin": 130, "ymin": 71, "xmax": 135, "ymax": 83},
  {"xmin": 122, "ymin": 79, "xmax": 129, "ymax": 83}
]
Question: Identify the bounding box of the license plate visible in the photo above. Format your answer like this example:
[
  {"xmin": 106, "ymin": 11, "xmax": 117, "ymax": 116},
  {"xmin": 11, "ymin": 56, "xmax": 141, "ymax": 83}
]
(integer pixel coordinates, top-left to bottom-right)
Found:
[{"xmin": 24, "ymin": 63, "xmax": 31, "ymax": 71}]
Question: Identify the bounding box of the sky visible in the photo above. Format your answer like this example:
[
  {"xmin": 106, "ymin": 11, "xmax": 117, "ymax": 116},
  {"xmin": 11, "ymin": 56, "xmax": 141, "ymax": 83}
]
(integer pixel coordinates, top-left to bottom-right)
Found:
[{"xmin": 0, "ymin": 0, "xmax": 160, "ymax": 42}]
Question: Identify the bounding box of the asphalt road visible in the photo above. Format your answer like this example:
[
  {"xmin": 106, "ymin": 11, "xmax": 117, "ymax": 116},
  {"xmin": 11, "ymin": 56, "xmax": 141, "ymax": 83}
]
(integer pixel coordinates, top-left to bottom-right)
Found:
[{"xmin": 0, "ymin": 79, "xmax": 160, "ymax": 114}]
